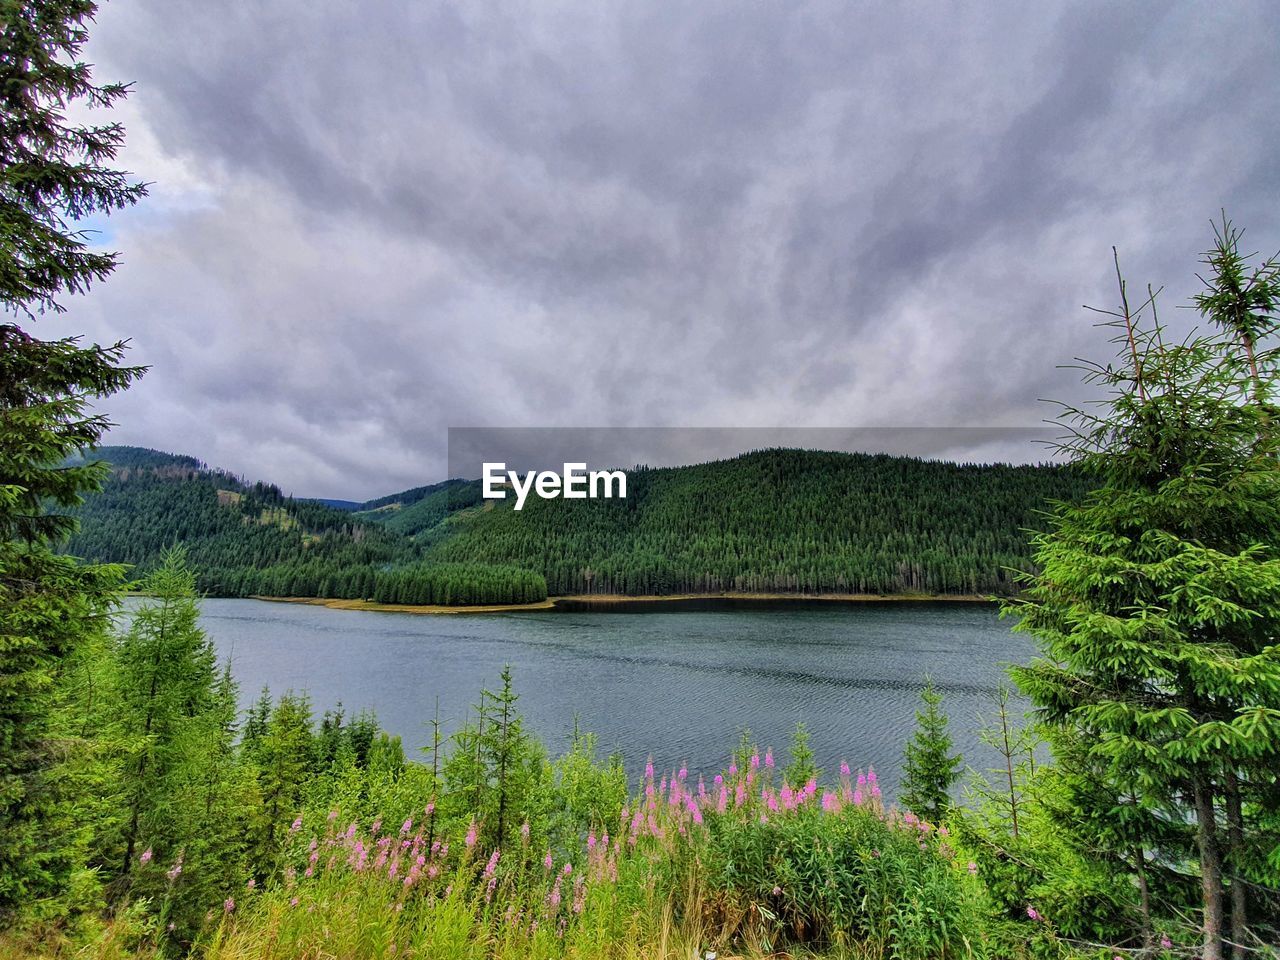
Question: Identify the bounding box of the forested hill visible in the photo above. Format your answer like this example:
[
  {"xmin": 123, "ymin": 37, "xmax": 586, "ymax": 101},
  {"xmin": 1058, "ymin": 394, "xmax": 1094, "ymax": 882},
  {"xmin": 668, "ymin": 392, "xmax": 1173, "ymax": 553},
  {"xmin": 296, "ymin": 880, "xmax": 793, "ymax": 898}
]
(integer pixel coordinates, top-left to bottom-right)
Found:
[
  {"xmin": 388, "ymin": 449, "xmax": 1091, "ymax": 597},
  {"xmin": 64, "ymin": 446, "xmax": 1091, "ymax": 602}
]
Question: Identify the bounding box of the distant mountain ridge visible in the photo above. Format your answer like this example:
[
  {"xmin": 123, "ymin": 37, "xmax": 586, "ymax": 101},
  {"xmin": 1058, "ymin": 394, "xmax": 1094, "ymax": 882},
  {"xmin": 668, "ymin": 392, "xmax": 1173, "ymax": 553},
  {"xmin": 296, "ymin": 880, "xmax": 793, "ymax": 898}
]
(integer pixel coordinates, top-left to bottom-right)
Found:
[{"xmin": 62, "ymin": 445, "xmax": 1092, "ymax": 604}]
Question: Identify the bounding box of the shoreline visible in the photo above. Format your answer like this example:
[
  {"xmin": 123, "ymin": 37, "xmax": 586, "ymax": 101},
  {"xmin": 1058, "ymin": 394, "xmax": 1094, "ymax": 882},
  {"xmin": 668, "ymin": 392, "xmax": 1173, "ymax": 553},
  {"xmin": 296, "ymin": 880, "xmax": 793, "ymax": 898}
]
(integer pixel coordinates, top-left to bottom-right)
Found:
[{"xmin": 250, "ymin": 591, "xmax": 999, "ymax": 616}]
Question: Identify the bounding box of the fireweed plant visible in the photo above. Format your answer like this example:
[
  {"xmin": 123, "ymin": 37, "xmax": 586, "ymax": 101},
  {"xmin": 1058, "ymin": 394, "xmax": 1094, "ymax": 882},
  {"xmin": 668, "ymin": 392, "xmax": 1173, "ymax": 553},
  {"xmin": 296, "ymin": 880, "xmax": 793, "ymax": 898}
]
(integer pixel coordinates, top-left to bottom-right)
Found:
[{"xmin": 195, "ymin": 747, "xmax": 990, "ymax": 960}]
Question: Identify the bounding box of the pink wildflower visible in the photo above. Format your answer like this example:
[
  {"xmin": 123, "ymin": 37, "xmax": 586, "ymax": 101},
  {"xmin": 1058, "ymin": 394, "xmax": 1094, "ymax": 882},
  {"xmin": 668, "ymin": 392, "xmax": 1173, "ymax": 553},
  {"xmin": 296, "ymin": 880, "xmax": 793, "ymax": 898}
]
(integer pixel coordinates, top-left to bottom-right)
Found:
[
  {"xmin": 1160, "ymin": 935, "xmax": 1173, "ymax": 950},
  {"xmin": 484, "ymin": 849, "xmax": 500, "ymax": 878},
  {"xmin": 465, "ymin": 822, "xmax": 477, "ymax": 848},
  {"xmin": 968, "ymin": 861, "xmax": 978, "ymax": 876},
  {"xmin": 224, "ymin": 898, "xmax": 235, "ymax": 913},
  {"xmin": 1027, "ymin": 906, "xmax": 1040, "ymax": 921},
  {"xmin": 290, "ymin": 816, "xmax": 303, "ymax": 833},
  {"xmin": 840, "ymin": 761, "xmax": 851, "ymax": 777},
  {"xmin": 544, "ymin": 851, "xmax": 553, "ymax": 869},
  {"xmin": 764, "ymin": 748, "xmax": 774, "ymax": 768},
  {"xmin": 139, "ymin": 848, "xmax": 152, "ymax": 865},
  {"xmin": 400, "ymin": 818, "xmax": 413, "ymax": 834},
  {"xmin": 521, "ymin": 821, "xmax": 530, "ymax": 841}
]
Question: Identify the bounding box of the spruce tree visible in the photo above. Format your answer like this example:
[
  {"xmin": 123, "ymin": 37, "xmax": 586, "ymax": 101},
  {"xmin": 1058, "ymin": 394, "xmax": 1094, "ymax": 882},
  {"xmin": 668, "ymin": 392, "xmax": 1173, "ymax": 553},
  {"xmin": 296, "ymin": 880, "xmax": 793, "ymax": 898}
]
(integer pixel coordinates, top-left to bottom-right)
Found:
[
  {"xmin": 900, "ymin": 677, "xmax": 961, "ymax": 822},
  {"xmin": 248, "ymin": 691, "xmax": 316, "ymax": 871},
  {"xmin": 106, "ymin": 550, "xmax": 221, "ymax": 886},
  {"xmin": 1009, "ymin": 222, "xmax": 1280, "ymax": 957},
  {"xmin": 784, "ymin": 721, "xmax": 819, "ymax": 788},
  {"xmin": 0, "ymin": 0, "xmax": 146, "ymax": 920}
]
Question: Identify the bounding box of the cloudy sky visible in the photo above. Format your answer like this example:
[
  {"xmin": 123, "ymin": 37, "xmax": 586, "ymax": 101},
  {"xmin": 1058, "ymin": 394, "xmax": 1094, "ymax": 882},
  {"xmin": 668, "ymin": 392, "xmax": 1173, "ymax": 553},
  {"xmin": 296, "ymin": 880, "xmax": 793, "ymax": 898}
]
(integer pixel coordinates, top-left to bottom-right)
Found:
[{"xmin": 47, "ymin": 0, "xmax": 1280, "ymax": 500}]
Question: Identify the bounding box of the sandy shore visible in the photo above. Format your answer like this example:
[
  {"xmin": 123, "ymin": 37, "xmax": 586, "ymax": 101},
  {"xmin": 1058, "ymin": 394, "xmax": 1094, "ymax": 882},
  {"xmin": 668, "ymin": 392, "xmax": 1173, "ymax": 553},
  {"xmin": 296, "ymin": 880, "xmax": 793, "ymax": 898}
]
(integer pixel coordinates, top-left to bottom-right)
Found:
[{"xmin": 251, "ymin": 592, "xmax": 997, "ymax": 615}]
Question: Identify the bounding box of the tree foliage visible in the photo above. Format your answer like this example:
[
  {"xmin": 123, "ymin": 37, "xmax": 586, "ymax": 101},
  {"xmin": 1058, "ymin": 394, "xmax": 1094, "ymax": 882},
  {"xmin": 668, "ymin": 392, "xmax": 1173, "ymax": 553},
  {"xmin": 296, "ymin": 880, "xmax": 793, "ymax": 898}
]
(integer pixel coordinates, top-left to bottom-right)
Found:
[
  {"xmin": 1008, "ymin": 221, "xmax": 1280, "ymax": 956},
  {"xmin": 900, "ymin": 678, "xmax": 961, "ymax": 824},
  {"xmin": 0, "ymin": 0, "xmax": 146, "ymax": 923}
]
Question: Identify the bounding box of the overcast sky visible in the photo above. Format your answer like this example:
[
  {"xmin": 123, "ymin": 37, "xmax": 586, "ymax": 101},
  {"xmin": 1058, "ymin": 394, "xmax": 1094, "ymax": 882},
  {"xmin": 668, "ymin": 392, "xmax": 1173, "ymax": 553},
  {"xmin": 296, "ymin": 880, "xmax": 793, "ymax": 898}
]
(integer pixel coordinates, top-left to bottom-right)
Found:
[{"xmin": 44, "ymin": 0, "xmax": 1280, "ymax": 500}]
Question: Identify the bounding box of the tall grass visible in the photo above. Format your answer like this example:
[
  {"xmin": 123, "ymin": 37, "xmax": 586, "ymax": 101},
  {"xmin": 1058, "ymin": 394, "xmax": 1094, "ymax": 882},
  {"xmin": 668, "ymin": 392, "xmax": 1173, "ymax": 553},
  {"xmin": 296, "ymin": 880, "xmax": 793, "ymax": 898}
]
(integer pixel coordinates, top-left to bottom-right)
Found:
[{"xmin": 181, "ymin": 756, "xmax": 993, "ymax": 960}]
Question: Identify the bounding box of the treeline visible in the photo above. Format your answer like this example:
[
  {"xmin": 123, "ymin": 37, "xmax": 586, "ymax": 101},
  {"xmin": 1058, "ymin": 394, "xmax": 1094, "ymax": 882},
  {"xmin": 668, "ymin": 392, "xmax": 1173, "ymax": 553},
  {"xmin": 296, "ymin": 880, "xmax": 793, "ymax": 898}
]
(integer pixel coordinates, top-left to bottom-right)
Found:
[
  {"xmin": 409, "ymin": 449, "xmax": 1093, "ymax": 596},
  {"xmin": 65, "ymin": 446, "xmax": 1091, "ymax": 601},
  {"xmin": 368, "ymin": 562, "xmax": 547, "ymax": 605},
  {"xmin": 61, "ymin": 450, "xmax": 543, "ymax": 605}
]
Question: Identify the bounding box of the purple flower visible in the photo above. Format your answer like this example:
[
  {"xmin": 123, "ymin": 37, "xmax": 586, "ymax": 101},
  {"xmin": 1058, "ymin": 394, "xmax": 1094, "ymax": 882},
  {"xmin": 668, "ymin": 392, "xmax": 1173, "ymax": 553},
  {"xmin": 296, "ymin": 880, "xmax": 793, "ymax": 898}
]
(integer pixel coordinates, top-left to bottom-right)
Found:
[
  {"xmin": 544, "ymin": 851, "xmax": 553, "ymax": 870},
  {"xmin": 1160, "ymin": 935, "xmax": 1173, "ymax": 950},
  {"xmin": 139, "ymin": 848, "xmax": 152, "ymax": 865},
  {"xmin": 224, "ymin": 898, "xmax": 235, "ymax": 914},
  {"xmin": 1026, "ymin": 906, "xmax": 1039, "ymax": 921}
]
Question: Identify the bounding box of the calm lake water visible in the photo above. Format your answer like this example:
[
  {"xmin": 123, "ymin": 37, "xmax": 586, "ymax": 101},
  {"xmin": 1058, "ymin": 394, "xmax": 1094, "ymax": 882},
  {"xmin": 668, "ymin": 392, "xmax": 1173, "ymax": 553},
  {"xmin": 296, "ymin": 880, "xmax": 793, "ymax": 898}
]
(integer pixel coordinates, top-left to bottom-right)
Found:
[{"xmin": 178, "ymin": 599, "xmax": 1035, "ymax": 798}]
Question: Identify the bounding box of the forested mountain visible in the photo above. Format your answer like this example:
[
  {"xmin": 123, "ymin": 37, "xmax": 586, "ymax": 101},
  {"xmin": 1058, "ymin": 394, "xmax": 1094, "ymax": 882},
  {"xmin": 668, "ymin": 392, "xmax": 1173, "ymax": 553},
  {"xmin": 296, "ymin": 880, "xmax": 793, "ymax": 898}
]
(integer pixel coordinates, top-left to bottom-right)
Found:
[
  {"xmin": 64, "ymin": 446, "xmax": 1091, "ymax": 603},
  {"xmin": 401, "ymin": 449, "xmax": 1091, "ymax": 596}
]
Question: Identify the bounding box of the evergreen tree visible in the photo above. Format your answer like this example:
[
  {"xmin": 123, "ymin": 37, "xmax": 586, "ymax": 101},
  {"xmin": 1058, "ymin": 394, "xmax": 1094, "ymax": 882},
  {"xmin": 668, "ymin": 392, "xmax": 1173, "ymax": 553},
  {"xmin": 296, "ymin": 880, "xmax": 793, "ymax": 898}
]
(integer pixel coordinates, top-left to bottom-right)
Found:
[
  {"xmin": 442, "ymin": 668, "xmax": 547, "ymax": 853},
  {"xmin": 0, "ymin": 0, "xmax": 145, "ymax": 920},
  {"xmin": 247, "ymin": 691, "xmax": 315, "ymax": 872},
  {"xmin": 1009, "ymin": 223, "xmax": 1280, "ymax": 957},
  {"xmin": 784, "ymin": 721, "xmax": 818, "ymax": 788},
  {"xmin": 104, "ymin": 550, "xmax": 222, "ymax": 888},
  {"xmin": 900, "ymin": 677, "xmax": 961, "ymax": 823}
]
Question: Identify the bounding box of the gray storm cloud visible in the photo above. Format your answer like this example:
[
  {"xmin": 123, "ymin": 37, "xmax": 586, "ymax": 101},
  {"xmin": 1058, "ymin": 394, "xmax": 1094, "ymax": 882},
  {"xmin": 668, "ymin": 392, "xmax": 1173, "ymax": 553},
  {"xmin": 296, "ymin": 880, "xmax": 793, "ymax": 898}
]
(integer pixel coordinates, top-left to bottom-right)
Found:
[{"xmin": 44, "ymin": 0, "xmax": 1280, "ymax": 499}]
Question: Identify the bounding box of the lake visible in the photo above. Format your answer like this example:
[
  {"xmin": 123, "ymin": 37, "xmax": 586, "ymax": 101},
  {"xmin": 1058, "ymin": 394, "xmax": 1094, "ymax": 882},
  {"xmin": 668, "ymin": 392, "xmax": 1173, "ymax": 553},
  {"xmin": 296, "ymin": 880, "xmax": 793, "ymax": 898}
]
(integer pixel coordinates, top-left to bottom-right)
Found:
[{"xmin": 180, "ymin": 598, "xmax": 1036, "ymax": 798}]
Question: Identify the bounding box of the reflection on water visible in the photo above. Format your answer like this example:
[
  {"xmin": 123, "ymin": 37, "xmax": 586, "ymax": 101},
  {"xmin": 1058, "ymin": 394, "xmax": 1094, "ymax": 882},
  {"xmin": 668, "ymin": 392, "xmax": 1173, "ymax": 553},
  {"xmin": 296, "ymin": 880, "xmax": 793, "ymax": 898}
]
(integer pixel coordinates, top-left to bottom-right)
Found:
[{"xmin": 137, "ymin": 598, "xmax": 1035, "ymax": 798}]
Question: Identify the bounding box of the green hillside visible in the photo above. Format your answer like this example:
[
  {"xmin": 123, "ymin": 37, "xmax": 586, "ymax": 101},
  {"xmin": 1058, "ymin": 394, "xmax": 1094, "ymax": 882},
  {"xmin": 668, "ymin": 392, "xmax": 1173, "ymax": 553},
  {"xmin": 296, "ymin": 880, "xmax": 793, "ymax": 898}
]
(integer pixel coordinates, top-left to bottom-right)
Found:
[
  {"xmin": 379, "ymin": 449, "xmax": 1090, "ymax": 597},
  {"xmin": 63, "ymin": 446, "xmax": 1091, "ymax": 603},
  {"xmin": 61, "ymin": 448, "xmax": 543, "ymax": 604}
]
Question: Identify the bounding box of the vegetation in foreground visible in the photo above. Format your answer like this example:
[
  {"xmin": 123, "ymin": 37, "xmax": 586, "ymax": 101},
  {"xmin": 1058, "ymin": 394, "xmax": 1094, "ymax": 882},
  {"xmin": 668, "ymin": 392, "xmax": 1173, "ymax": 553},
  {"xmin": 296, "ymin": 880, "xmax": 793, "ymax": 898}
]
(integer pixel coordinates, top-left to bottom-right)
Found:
[{"xmin": 1, "ymin": 547, "xmax": 1275, "ymax": 960}]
